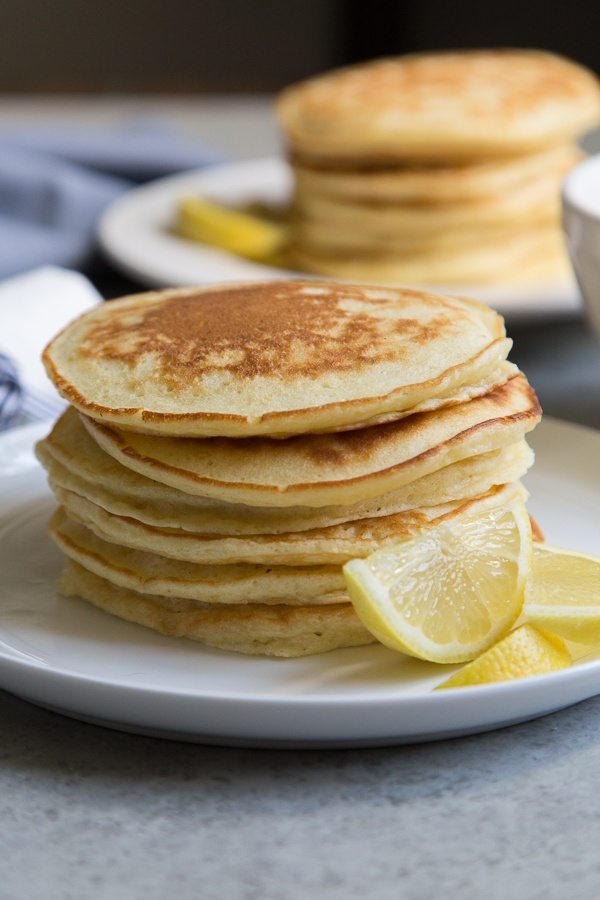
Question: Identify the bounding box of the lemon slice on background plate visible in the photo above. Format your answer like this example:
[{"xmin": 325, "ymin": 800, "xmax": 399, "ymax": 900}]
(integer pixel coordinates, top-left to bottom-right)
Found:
[
  {"xmin": 524, "ymin": 544, "xmax": 600, "ymax": 643},
  {"xmin": 435, "ymin": 624, "xmax": 571, "ymax": 689},
  {"xmin": 175, "ymin": 197, "xmax": 288, "ymax": 263},
  {"xmin": 343, "ymin": 495, "xmax": 532, "ymax": 664}
]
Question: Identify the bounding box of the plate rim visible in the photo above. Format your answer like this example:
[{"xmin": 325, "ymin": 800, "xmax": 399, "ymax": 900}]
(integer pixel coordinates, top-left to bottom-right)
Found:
[
  {"xmin": 1, "ymin": 635, "xmax": 600, "ymax": 707},
  {"xmin": 1, "ymin": 416, "xmax": 600, "ymax": 713}
]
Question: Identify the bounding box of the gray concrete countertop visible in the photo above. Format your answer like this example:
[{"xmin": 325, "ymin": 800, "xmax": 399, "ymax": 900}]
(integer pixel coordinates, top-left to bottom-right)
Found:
[
  {"xmin": 3, "ymin": 690, "xmax": 600, "ymax": 900},
  {"xmin": 1, "ymin": 97, "xmax": 600, "ymax": 900}
]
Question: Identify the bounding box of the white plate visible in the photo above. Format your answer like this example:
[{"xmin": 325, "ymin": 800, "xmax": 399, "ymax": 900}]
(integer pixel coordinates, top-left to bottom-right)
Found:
[
  {"xmin": 98, "ymin": 157, "xmax": 581, "ymax": 323},
  {"xmin": 1, "ymin": 419, "xmax": 600, "ymax": 747}
]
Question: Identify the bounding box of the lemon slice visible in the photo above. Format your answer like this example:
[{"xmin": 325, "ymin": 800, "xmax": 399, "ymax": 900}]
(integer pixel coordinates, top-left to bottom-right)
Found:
[
  {"xmin": 524, "ymin": 544, "xmax": 600, "ymax": 643},
  {"xmin": 175, "ymin": 197, "xmax": 287, "ymax": 262},
  {"xmin": 436, "ymin": 624, "xmax": 571, "ymax": 689},
  {"xmin": 343, "ymin": 495, "xmax": 531, "ymax": 663}
]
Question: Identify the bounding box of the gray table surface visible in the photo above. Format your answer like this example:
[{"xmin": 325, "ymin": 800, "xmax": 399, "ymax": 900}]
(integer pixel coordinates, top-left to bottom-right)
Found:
[{"xmin": 1, "ymin": 97, "xmax": 600, "ymax": 900}]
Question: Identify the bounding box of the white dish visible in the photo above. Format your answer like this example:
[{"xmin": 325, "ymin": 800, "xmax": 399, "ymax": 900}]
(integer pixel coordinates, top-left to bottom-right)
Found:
[
  {"xmin": 562, "ymin": 153, "xmax": 600, "ymax": 337},
  {"xmin": 1, "ymin": 419, "xmax": 600, "ymax": 747},
  {"xmin": 98, "ymin": 157, "xmax": 580, "ymax": 323}
]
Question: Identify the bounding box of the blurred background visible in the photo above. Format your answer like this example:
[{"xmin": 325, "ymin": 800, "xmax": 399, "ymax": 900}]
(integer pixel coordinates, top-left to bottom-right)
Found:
[
  {"xmin": 1, "ymin": 0, "xmax": 599, "ymax": 427},
  {"xmin": 1, "ymin": 0, "xmax": 599, "ymax": 92}
]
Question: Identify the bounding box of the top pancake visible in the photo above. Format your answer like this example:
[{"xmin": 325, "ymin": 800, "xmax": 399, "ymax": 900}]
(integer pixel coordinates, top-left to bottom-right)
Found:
[
  {"xmin": 277, "ymin": 50, "xmax": 600, "ymax": 162},
  {"xmin": 43, "ymin": 281, "xmax": 511, "ymax": 438}
]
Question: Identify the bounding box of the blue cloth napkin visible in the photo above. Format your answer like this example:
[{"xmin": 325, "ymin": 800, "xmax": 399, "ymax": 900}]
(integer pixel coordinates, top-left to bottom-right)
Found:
[{"xmin": 0, "ymin": 120, "xmax": 221, "ymax": 280}]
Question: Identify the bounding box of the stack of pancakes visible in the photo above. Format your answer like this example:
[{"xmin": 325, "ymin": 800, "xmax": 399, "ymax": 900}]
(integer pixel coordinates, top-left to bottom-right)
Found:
[
  {"xmin": 277, "ymin": 49, "xmax": 600, "ymax": 284},
  {"xmin": 38, "ymin": 280, "xmax": 541, "ymax": 657}
]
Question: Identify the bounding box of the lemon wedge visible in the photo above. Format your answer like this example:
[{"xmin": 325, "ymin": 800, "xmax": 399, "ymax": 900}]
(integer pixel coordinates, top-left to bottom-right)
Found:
[
  {"xmin": 342, "ymin": 495, "xmax": 531, "ymax": 663},
  {"xmin": 175, "ymin": 197, "xmax": 287, "ymax": 263},
  {"xmin": 436, "ymin": 624, "xmax": 571, "ymax": 689},
  {"xmin": 524, "ymin": 544, "xmax": 600, "ymax": 643}
]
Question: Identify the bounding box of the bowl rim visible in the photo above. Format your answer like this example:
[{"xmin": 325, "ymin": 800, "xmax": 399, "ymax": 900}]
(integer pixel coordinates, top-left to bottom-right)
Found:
[{"xmin": 562, "ymin": 153, "xmax": 600, "ymax": 223}]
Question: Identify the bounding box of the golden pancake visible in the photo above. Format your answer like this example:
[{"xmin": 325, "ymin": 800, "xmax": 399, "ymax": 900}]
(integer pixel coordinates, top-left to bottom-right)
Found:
[
  {"xmin": 293, "ymin": 176, "xmax": 560, "ymax": 235},
  {"xmin": 59, "ymin": 561, "xmax": 375, "ymax": 657},
  {"xmin": 43, "ymin": 281, "xmax": 512, "ymax": 438},
  {"xmin": 80, "ymin": 374, "xmax": 540, "ymax": 508},
  {"xmin": 50, "ymin": 482, "xmax": 524, "ymax": 567},
  {"xmin": 37, "ymin": 415, "xmax": 533, "ymax": 533},
  {"xmin": 278, "ymin": 50, "xmax": 600, "ymax": 162},
  {"xmin": 291, "ymin": 215, "xmax": 556, "ymax": 256},
  {"xmin": 292, "ymin": 144, "xmax": 581, "ymax": 204},
  {"xmin": 291, "ymin": 227, "xmax": 570, "ymax": 285},
  {"xmin": 48, "ymin": 510, "xmax": 347, "ymax": 605}
]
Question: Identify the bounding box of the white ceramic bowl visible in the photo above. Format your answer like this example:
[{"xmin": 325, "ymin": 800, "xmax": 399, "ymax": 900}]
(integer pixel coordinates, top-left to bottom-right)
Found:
[{"xmin": 562, "ymin": 154, "xmax": 600, "ymax": 336}]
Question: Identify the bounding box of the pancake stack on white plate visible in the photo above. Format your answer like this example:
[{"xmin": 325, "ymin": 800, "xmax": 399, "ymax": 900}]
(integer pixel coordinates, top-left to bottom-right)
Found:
[
  {"xmin": 277, "ymin": 49, "xmax": 600, "ymax": 285},
  {"xmin": 38, "ymin": 280, "xmax": 541, "ymax": 657}
]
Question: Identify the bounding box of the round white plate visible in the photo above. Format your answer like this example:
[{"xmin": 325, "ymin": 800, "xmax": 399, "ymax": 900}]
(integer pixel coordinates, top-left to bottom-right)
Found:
[
  {"xmin": 98, "ymin": 157, "xmax": 581, "ymax": 323},
  {"xmin": 1, "ymin": 418, "xmax": 600, "ymax": 747}
]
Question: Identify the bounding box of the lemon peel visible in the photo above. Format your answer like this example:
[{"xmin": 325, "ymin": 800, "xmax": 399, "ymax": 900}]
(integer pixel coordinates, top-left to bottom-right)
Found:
[
  {"xmin": 436, "ymin": 624, "xmax": 571, "ymax": 689},
  {"xmin": 176, "ymin": 197, "xmax": 287, "ymax": 262}
]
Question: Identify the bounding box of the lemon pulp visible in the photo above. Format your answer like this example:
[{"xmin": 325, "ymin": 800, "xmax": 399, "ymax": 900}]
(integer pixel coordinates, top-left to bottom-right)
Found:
[
  {"xmin": 343, "ymin": 494, "xmax": 531, "ymax": 663},
  {"xmin": 524, "ymin": 544, "xmax": 600, "ymax": 643}
]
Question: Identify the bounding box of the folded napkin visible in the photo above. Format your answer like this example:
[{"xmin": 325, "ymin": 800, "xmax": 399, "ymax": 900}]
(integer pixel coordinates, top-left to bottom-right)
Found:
[
  {"xmin": 0, "ymin": 120, "xmax": 221, "ymax": 280},
  {"xmin": 0, "ymin": 266, "xmax": 101, "ymax": 429}
]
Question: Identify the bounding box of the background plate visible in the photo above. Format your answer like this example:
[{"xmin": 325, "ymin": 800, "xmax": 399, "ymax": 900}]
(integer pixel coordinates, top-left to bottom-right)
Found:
[
  {"xmin": 0, "ymin": 418, "xmax": 599, "ymax": 747},
  {"xmin": 98, "ymin": 157, "xmax": 581, "ymax": 323}
]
